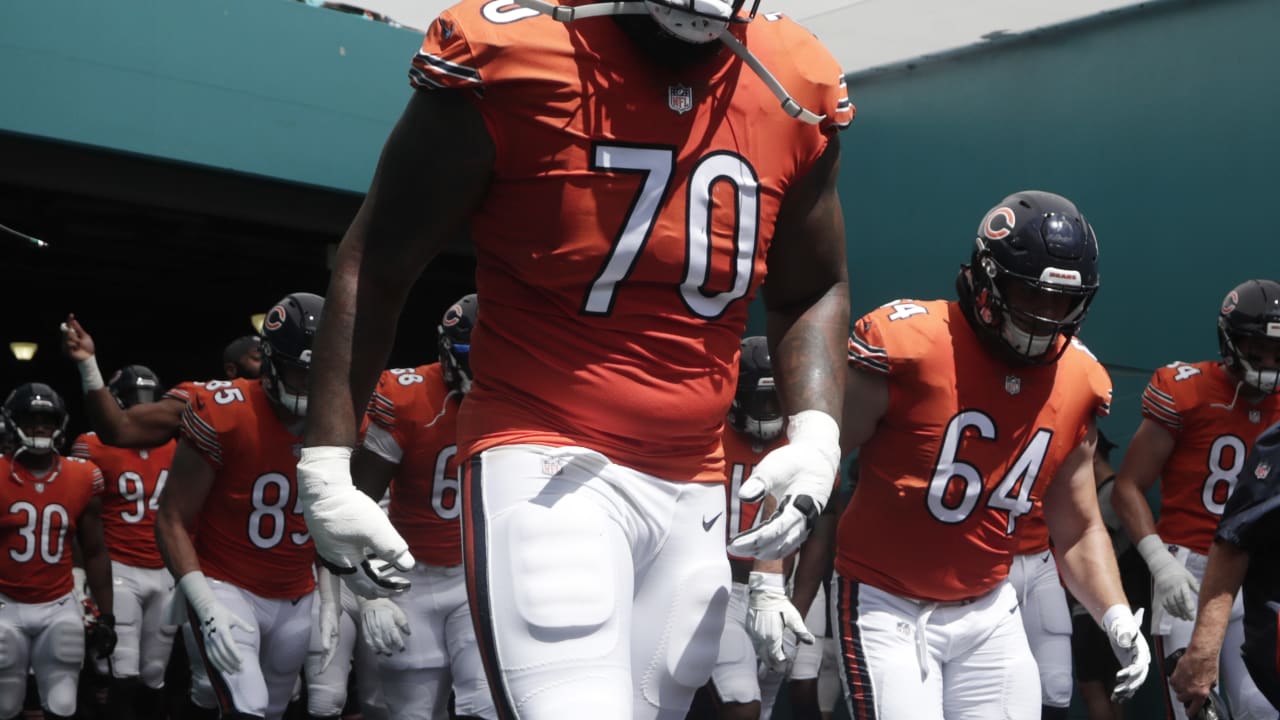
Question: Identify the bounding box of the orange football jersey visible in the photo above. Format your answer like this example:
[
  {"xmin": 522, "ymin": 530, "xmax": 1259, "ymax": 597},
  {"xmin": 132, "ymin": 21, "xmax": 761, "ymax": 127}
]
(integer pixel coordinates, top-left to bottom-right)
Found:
[
  {"xmin": 1143, "ymin": 360, "xmax": 1280, "ymax": 554},
  {"xmin": 365, "ymin": 364, "xmax": 463, "ymax": 567},
  {"xmin": 0, "ymin": 454, "xmax": 103, "ymax": 603},
  {"xmin": 162, "ymin": 380, "xmax": 202, "ymax": 405},
  {"xmin": 722, "ymin": 427, "xmax": 786, "ymax": 561},
  {"xmin": 71, "ymin": 433, "xmax": 175, "ymax": 569},
  {"xmin": 181, "ymin": 379, "xmax": 315, "ymax": 599},
  {"xmin": 839, "ymin": 300, "xmax": 1112, "ymax": 602},
  {"xmin": 411, "ymin": 1, "xmax": 853, "ymax": 482}
]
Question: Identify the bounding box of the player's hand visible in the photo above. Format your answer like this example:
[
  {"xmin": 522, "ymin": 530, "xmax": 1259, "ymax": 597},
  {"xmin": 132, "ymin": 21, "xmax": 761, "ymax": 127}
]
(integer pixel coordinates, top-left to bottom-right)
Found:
[
  {"xmin": 179, "ymin": 571, "xmax": 254, "ymax": 675},
  {"xmin": 60, "ymin": 314, "xmax": 95, "ymax": 361},
  {"xmin": 1137, "ymin": 535, "xmax": 1200, "ymax": 621},
  {"xmin": 1104, "ymin": 606, "xmax": 1150, "ymax": 702},
  {"xmin": 746, "ymin": 572, "xmax": 814, "ymax": 673},
  {"xmin": 88, "ymin": 613, "xmax": 117, "ymax": 660},
  {"xmin": 360, "ymin": 598, "xmax": 410, "ymax": 655},
  {"xmin": 297, "ymin": 446, "xmax": 415, "ymax": 581},
  {"xmin": 1170, "ymin": 647, "xmax": 1219, "ymax": 717},
  {"xmin": 316, "ymin": 567, "xmax": 343, "ymax": 673},
  {"xmin": 728, "ymin": 411, "xmax": 840, "ymax": 560}
]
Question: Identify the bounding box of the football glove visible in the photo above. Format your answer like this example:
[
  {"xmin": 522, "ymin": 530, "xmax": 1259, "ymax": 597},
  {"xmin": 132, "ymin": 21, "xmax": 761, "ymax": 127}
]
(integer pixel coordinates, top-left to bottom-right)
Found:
[
  {"xmin": 1138, "ymin": 535, "xmax": 1200, "ymax": 622},
  {"xmin": 360, "ymin": 597, "xmax": 411, "ymax": 655},
  {"xmin": 297, "ymin": 446, "xmax": 415, "ymax": 582},
  {"xmin": 728, "ymin": 411, "xmax": 839, "ymax": 560},
  {"xmin": 1103, "ymin": 605, "xmax": 1150, "ymax": 703},
  {"xmin": 88, "ymin": 613, "xmax": 117, "ymax": 660},
  {"xmin": 178, "ymin": 571, "xmax": 254, "ymax": 675},
  {"xmin": 746, "ymin": 571, "xmax": 814, "ymax": 673}
]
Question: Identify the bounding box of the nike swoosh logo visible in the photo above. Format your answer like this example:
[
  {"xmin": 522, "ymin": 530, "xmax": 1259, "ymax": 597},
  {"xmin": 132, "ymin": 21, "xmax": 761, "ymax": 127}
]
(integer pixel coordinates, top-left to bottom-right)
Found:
[{"xmin": 702, "ymin": 512, "xmax": 723, "ymax": 532}]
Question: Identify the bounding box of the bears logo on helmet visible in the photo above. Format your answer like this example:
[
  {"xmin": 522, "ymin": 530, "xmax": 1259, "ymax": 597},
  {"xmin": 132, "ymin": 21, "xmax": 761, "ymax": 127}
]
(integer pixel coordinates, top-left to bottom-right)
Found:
[
  {"xmin": 439, "ymin": 294, "xmax": 478, "ymax": 394},
  {"xmin": 260, "ymin": 292, "xmax": 325, "ymax": 416}
]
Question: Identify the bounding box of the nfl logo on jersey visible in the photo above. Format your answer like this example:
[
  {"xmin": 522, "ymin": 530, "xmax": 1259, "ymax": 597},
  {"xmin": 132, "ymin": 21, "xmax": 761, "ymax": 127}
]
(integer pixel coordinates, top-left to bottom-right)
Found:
[
  {"xmin": 1004, "ymin": 375, "xmax": 1021, "ymax": 396},
  {"xmin": 668, "ymin": 84, "xmax": 693, "ymax": 115},
  {"xmin": 1257, "ymin": 461, "xmax": 1271, "ymax": 480},
  {"xmin": 1250, "ymin": 409, "xmax": 1262, "ymax": 424}
]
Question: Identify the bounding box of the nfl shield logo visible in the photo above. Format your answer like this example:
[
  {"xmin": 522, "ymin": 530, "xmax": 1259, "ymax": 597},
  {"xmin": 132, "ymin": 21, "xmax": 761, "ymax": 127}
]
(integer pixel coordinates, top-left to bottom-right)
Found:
[
  {"xmin": 1250, "ymin": 409, "xmax": 1262, "ymax": 424},
  {"xmin": 1005, "ymin": 375, "xmax": 1021, "ymax": 395},
  {"xmin": 1257, "ymin": 461, "xmax": 1271, "ymax": 480},
  {"xmin": 668, "ymin": 84, "xmax": 693, "ymax": 115},
  {"xmin": 34, "ymin": 484, "xmax": 44, "ymax": 494}
]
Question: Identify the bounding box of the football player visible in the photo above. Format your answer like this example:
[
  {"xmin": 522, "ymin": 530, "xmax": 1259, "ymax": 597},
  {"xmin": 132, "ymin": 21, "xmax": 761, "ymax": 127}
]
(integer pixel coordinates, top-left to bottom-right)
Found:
[
  {"xmin": 1171, "ymin": 419, "xmax": 1280, "ymax": 715},
  {"xmin": 296, "ymin": 1, "xmax": 853, "ymax": 717},
  {"xmin": 155, "ymin": 293, "xmax": 341, "ymax": 720},
  {"xmin": 835, "ymin": 191, "xmax": 1148, "ymax": 718},
  {"xmin": 61, "ymin": 315, "xmax": 204, "ymax": 449},
  {"xmin": 345, "ymin": 293, "xmax": 494, "ymax": 720},
  {"xmin": 223, "ymin": 336, "xmax": 264, "ymax": 381},
  {"xmin": 70, "ymin": 365, "xmax": 178, "ymax": 720},
  {"xmin": 0, "ymin": 383, "xmax": 116, "ymax": 720},
  {"xmin": 1112, "ymin": 278, "xmax": 1280, "ymax": 720}
]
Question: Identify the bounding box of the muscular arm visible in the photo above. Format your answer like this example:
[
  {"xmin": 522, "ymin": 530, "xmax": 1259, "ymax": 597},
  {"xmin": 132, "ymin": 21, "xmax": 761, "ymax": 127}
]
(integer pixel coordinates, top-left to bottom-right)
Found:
[
  {"xmin": 351, "ymin": 446, "xmax": 397, "ymax": 502},
  {"xmin": 840, "ymin": 367, "xmax": 889, "ymax": 458},
  {"xmin": 1112, "ymin": 419, "xmax": 1177, "ymax": 544},
  {"xmin": 762, "ymin": 137, "xmax": 849, "ymax": 422},
  {"xmin": 305, "ymin": 90, "xmax": 494, "ymax": 449},
  {"xmin": 76, "ymin": 497, "xmax": 112, "ymax": 615},
  {"xmin": 155, "ymin": 440, "xmax": 216, "ymax": 580},
  {"xmin": 1046, "ymin": 424, "xmax": 1128, "ymax": 623},
  {"xmin": 86, "ymin": 394, "xmax": 185, "ymax": 449}
]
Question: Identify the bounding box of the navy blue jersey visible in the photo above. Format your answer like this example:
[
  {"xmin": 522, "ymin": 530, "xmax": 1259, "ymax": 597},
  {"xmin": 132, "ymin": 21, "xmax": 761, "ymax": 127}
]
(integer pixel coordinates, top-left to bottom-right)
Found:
[{"xmin": 1216, "ymin": 419, "xmax": 1280, "ymax": 710}]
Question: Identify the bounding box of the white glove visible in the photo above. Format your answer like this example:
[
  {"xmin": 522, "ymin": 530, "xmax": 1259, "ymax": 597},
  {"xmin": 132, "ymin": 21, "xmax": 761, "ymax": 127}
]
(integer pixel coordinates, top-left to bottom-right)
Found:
[
  {"xmin": 728, "ymin": 411, "xmax": 840, "ymax": 560},
  {"xmin": 71, "ymin": 567, "xmax": 88, "ymax": 606},
  {"xmin": 1137, "ymin": 535, "xmax": 1200, "ymax": 622},
  {"xmin": 1103, "ymin": 605, "xmax": 1150, "ymax": 702},
  {"xmin": 746, "ymin": 572, "xmax": 814, "ymax": 673},
  {"xmin": 178, "ymin": 571, "xmax": 254, "ymax": 675},
  {"xmin": 334, "ymin": 555, "xmax": 412, "ymax": 600},
  {"xmin": 360, "ymin": 597, "xmax": 411, "ymax": 655},
  {"xmin": 316, "ymin": 567, "xmax": 342, "ymax": 673},
  {"xmin": 297, "ymin": 446, "xmax": 415, "ymax": 578}
]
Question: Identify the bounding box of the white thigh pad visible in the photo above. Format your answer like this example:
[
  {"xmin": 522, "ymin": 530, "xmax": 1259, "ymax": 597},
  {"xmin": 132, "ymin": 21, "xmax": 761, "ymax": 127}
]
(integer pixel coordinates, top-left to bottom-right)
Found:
[{"xmin": 0, "ymin": 623, "xmax": 23, "ymax": 670}]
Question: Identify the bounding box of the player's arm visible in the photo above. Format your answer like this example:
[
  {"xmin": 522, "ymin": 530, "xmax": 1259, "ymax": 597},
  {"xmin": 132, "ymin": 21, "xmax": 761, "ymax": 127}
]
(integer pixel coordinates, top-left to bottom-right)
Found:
[
  {"xmin": 789, "ymin": 499, "xmax": 837, "ymax": 617},
  {"xmin": 1171, "ymin": 538, "xmax": 1250, "ymax": 714},
  {"xmin": 155, "ymin": 439, "xmax": 215, "ymax": 580},
  {"xmin": 306, "ymin": 89, "xmax": 493, "ymax": 450},
  {"xmin": 1111, "ymin": 418, "xmax": 1176, "ymax": 544},
  {"xmin": 840, "ymin": 366, "xmax": 889, "ymax": 458},
  {"xmin": 1046, "ymin": 423, "xmax": 1151, "ymax": 701},
  {"xmin": 351, "ymin": 447, "xmax": 397, "ymax": 502},
  {"xmin": 1047, "ymin": 425, "xmax": 1126, "ymax": 620},
  {"xmin": 299, "ymin": 89, "xmax": 494, "ymax": 572},
  {"xmin": 76, "ymin": 496, "xmax": 112, "ymax": 616},
  {"xmin": 61, "ymin": 314, "xmax": 184, "ymax": 448}
]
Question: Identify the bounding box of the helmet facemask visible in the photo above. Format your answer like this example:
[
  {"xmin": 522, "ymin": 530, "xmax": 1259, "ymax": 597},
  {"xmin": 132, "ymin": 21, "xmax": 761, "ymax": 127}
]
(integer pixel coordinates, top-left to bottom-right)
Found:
[
  {"xmin": 1220, "ymin": 331, "xmax": 1280, "ymax": 394},
  {"xmin": 9, "ymin": 407, "xmax": 65, "ymax": 456},
  {"xmin": 263, "ymin": 349, "xmax": 311, "ymax": 418},
  {"xmin": 729, "ymin": 379, "xmax": 783, "ymax": 443}
]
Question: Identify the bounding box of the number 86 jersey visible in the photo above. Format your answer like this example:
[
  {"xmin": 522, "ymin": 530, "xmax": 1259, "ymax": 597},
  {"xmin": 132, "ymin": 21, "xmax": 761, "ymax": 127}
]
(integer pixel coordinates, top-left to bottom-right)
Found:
[
  {"xmin": 838, "ymin": 300, "xmax": 1112, "ymax": 602},
  {"xmin": 412, "ymin": 0, "xmax": 853, "ymax": 483},
  {"xmin": 180, "ymin": 379, "xmax": 315, "ymax": 599}
]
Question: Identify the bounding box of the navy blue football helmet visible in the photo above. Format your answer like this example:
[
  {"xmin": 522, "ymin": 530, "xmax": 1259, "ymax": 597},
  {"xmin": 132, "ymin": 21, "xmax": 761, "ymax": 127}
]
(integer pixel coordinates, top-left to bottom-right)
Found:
[
  {"xmin": 260, "ymin": 292, "xmax": 324, "ymax": 416},
  {"xmin": 728, "ymin": 336, "xmax": 783, "ymax": 443},
  {"xmin": 2, "ymin": 383, "xmax": 68, "ymax": 456},
  {"xmin": 108, "ymin": 365, "xmax": 162, "ymax": 409},
  {"xmin": 438, "ymin": 294, "xmax": 477, "ymax": 395},
  {"xmin": 957, "ymin": 190, "xmax": 1100, "ymax": 366},
  {"xmin": 1218, "ymin": 279, "xmax": 1280, "ymax": 393}
]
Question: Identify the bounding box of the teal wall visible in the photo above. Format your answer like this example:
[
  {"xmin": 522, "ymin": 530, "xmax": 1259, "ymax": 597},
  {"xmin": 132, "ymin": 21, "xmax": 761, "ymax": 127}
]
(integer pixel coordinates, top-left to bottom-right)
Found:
[
  {"xmin": 0, "ymin": 0, "xmax": 421, "ymax": 192},
  {"xmin": 836, "ymin": 0, "xmax": 1280, "ymax": 451}
]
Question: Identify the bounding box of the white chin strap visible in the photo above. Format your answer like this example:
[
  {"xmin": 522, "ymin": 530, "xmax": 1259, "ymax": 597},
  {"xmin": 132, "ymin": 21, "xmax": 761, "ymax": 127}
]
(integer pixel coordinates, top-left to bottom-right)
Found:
[
  {"xmin": 511, "ymin": 0, "xmax": 825, "ymax": 124},
  {"xmin": 1001, "ymin": 322, "xmax": 1054, "ymax": 358},
  {"xmin": 275, "ymin": 385, "xmax": 309, "ymax": 418}
]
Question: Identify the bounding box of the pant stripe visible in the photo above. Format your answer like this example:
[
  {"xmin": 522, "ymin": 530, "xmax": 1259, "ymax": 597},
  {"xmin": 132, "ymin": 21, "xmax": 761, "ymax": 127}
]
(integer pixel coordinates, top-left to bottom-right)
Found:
[
  {"xmin": 836, "ymin": 576, "xmax": 877, "ymax": 720},
  {"xmin": 461, "ymin": 455, "xmax": 521, "ymax": 720},
  {"xmin": 1153, "ymin": 635, "xmax": 1179, "ymax": 720}
]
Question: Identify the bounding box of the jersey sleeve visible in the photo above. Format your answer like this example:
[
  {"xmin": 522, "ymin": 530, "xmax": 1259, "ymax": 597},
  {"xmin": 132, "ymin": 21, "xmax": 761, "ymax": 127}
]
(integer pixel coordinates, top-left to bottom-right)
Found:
[
  {"xmin": 69, "ymin": 457, "xmax": 105, "ymax": 496},
  {"xmin": 409, "ymin": 8, "xmax": 487, "ymax": 93},
  {"xmin": 1083, "ymin": 346, "xmax": 1114, "ymax": 418},
  {"xmin": 763, "ymin": 13, "xmax": 854, "ymax": 136},
  {"xmin": 847, "ymin": 300, "xmax": 937, "ymax": 376},
  {"xmin": 1141, "ymin": 366, "xmax": 1183, "ymax": 435},
  {"xmin": 1217, "ymin": 423, "xmax": 1280, "ymax": 550},
  {"xmin": 362, "ymin": 371, "xmax": 406, "ymax": 464},
  {"xmin": 70, "ymin": 433, "xmax": 94, "ymax": 460},
  {"xmin": 179, "ymin": 387, "xmax": 228, "ymax": 469},
  {"xmin": 163, "ymin": 381, "xmax": 199, "ymax": 404}
]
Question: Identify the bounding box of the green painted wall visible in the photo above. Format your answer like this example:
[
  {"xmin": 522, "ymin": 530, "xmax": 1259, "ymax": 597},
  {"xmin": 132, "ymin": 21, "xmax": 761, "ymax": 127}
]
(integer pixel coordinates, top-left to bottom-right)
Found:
[{"xmin": 0, "ymin": 0, "xmax": 421, "ymax": 192}]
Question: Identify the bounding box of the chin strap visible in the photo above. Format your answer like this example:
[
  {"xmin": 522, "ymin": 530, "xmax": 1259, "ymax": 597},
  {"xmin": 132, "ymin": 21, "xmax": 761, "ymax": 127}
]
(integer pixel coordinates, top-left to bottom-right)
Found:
[{"xmin": 511, "ymin": 0, "xmax": 826, "ymax": 125}]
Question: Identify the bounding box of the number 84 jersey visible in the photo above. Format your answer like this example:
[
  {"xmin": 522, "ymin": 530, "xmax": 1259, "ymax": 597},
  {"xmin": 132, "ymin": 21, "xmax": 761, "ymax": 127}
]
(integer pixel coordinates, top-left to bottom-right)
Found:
[
  {"xmin": 180, "ymin": 379, "xmax": 315, "ymax": 599},
  {"xmin": 1144, "ymin": 360, "xmax": 1280, "ymax": 554},
  {"xmin": 839, "ymin": 299, "xmax": 1112, "ymax": 602}
]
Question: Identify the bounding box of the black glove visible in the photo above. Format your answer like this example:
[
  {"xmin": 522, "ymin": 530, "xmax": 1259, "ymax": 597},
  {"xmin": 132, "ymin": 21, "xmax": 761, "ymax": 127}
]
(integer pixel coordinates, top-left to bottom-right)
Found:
[{"xmin": 88, "ymin": 613, "xmax": 117, "ymax": 659}]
